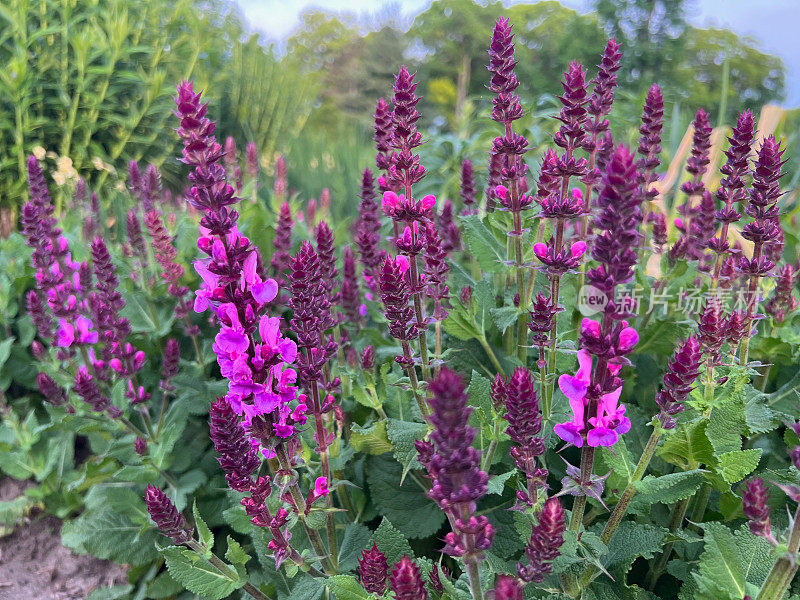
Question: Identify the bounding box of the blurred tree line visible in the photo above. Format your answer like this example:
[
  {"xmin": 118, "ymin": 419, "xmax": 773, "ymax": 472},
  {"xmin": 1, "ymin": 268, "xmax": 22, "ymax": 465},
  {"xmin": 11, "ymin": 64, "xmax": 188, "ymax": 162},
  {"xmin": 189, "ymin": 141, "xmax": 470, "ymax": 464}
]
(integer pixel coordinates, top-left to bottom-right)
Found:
[
  {"xmin": 0, "ymin": 0, "xmax": 787, "ymax": 215},
  {"xmin": 293, "ymin": 0, "xmax": 785, "ymax": 132}
]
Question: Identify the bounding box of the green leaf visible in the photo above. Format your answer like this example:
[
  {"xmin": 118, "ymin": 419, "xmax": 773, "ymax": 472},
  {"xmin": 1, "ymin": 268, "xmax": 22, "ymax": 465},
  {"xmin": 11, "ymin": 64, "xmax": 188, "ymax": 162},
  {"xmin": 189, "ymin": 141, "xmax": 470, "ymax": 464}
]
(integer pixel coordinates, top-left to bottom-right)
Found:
[
  {"xmin": 716, "ymin": 449, "xmax": 762, "ymax": 484},
  {"xmin": 603, "ymin": 522, "xmax": 668, "ymax": 578},
  {"xmin": 598, "ymin": 437, "xmax": 637, "ymax": 489},
  {"xmin": 631, "ymin": 470, "xmax": 707, "ymax": 511},
  {"xmin": 146, "ymin": 571, "xmax": 184, "ymax": 599},
  {"xmin": 337, "ymin": 523, "xmax": 372, "ymax": 573},
  {"xmin": 225, "ymin": 535, "xmax": 251, "ymax": 566},
  {"xmin": 706, "ymin": 400, "xmax": 747, "ymax": 455},
  {"xmin": 692, "ymin": 523, "xmax": 746, "ymax": 600},
  {"xmin": 745, "ymin": 395, "xmax": 786, "ymax": 434},
  {"xmin": 193, "ymin": 501, "xmax": 214, "ymax": 553},
  {"xmin": 367, "ymin": 455, "xmax": 445, "ymax": 539},
  {"xmin": 468, "ymin": 370, "xmax": 494, "ymax": 418},
  {"xmin": 162, "ymin": 545, "xmax": 243, "ymax": 599},
  {"xmin": 460, "ymin": 214, "xmax": 505, "ymax": 273},
  {"xmin": 487, "ymin": 471, "xmax": 515, "ymax": 495},
  {"xmin": 0, "ymin": 337, "xmax": 14, "ymax": 370},
  {"xmin": 326, "ymin": 575, "xmax": 373, "ymax": 600},
  {"xmin": 350, "ymin": 421, "xmax": 393, "ymax": 455},
  {"xmin": 61, "ymin": 487, "xmax": 158, "ymax": 566},
  {"xmin": 373, "ymin": 517, "xmax": 414, "ymax": 565},
  {"xmin": 386, "ymin": 419, "xmax": 428, "ymax": 481},
  {"xmin": 86, "ymin": 585, "xmax": 133, "ymax": 600},
  {"xmin": 658, "ymin": 421, "xmax": 716, "ymax": 470},
  {"xmin": 490, "ymin": 305, "xmax": 519, "ymax": 333}
]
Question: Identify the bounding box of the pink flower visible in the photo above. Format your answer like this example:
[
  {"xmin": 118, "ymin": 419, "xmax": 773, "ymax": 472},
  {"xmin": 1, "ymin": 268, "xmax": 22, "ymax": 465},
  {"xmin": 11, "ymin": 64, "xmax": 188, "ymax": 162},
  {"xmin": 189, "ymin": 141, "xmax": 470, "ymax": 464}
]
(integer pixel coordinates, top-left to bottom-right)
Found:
[
  {"xmin": 382, "ymin": 191, "xmax": 401, "ymax": 216},
  {"xmin": 56, "ymin": 319, "xmax": 74, "ymax": 347},
  {"xmin": 553, "ymin": 350, "xmax": 630, "ymax": 448},
  {"xmin": 570, "ymin": 241, "xmax": 587, "ymax": 259},
  {"xmin": 420, "ymin": 194, "xmax": 436, "ymax": 211},
  {"xmin": 533, "ymin": 243, "xmax": 548, "ymax": 259},
  {"xmin": 314, "ymin": 476, "xmax": 329, "ymax": 497}
]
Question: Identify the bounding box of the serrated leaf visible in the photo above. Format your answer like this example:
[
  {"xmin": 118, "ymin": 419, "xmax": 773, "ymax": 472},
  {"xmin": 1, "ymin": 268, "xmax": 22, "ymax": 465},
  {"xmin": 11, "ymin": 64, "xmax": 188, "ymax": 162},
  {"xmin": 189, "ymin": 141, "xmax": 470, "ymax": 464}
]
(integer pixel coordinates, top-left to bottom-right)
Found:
[
  {"xmin": 631, "ymin": 469, "xmax": 706, "ymax": 510},
  {"xmin": 193, "ymin": 501, "xmax": 214, "ymax": 552},
  {"xmin": 487, "ymin": 470, "xmax": 515, "ymax": 495},
  {"xmin": 374, "ymin": 517, "xmax": 414, "ymax": 565},
  {"xmin": 326, "ymin": 575, "xmax": 373, "ymax": 600},
  {"xmin": 490, "ymin": 305, "xmax": 519, "ymax": 333},
  {"xmin": 337, "ymin": 523, "xmax": 372, "ymax": 573},
  {"xmin": 692, "ymin": 523, "xmax": 745, "ymax": 600},
  {"xmin": 598, "ymin": 437, "xmax": 637, "ymax": 488},
  {"xmin": 225, "ymin": 535, "xmax": 251, "ymax": 566},
  {"xmin": 716, "ymin": 449, "xmax": 762, "ymax": 483},
  {"xmin": 460, "ymin": 214, "xmax": 505, "ymax": 273},
  {"xmin": 658, "ymin": 420, "xmax": 716, "ymax": 470},
  {"xmin": 468, "ymin": 369, "xmax": 494, "ymax": 418},
  {"xmin": 386, "ymin": 419, "xmax": 428, "ymax": 482},
  {"xmin": 367, "ymin": 454, "xmax": 445, "ymax": 539},
  {"xmin": 162, "ymin": 545, "xmax": 242, "ymax": 599},
  {"xmin": 603, "ymin": 522, "xmax": 668, "ymax": 578},
  {"xmin": 706, "ymin": 400, "xmax": 747, "ymax": 455},
  {"xmin": 350, "ymin": 421, "xmax": 393, "ymax": 455}
]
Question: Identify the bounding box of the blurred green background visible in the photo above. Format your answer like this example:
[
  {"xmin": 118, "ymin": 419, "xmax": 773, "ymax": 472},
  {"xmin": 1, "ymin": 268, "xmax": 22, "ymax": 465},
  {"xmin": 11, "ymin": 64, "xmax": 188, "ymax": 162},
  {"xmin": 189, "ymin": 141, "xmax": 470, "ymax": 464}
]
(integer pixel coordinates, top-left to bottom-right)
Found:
[{"xmin": 0, "ymin": 0, "xmax": 796, "ymax": 226}]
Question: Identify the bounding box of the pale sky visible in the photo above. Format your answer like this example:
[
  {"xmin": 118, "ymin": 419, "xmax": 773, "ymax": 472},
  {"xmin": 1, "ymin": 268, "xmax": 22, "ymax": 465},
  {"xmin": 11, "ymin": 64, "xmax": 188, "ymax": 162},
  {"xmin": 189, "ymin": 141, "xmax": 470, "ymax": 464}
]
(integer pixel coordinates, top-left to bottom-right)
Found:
[{"xmin": 236, "ymin": 0, "xmax": 800, "ymax": 106}]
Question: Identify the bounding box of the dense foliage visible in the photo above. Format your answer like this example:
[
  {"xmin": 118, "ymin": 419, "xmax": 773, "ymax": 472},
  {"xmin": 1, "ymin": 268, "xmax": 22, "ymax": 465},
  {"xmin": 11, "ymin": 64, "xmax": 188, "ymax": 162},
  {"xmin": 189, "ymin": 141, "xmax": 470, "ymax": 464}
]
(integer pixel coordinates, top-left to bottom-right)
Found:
[{"xmin": 2, "ymin": 7, "xmax": 800, "ymax": 600}]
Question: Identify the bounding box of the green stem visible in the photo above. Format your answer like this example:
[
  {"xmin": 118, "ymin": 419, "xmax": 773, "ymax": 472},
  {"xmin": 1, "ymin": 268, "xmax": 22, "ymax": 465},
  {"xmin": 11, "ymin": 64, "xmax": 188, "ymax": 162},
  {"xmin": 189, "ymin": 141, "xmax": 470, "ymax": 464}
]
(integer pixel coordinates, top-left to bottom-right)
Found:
[
  {"xmin": 757, "ymin": 502, "xmax": 800, "ymax": 600},
  {"xmin": 185, "ymin": 540, "xmax": 275, "ymax": 599},
  {"xmin": 465, "ymin": 558, "xmax": 485, "ymax": 600},
  {"xmin": 648, "ymin": 496, "xmax": 690, "ymax": 589},
  {"xmin": 579, "ymin": 427, "xmax": 662, "ymax": 587},
  {"xmin": 477, "ymin": 334, "xmax": 505, "ymax": 377}
]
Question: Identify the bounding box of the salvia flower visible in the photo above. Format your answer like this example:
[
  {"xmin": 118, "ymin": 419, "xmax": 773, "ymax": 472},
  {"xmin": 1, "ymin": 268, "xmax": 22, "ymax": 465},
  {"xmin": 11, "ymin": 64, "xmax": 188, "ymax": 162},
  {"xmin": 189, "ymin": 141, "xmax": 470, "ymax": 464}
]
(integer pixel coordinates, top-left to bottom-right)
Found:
[
  {"xmin": 460, "ymin": 159, "xmax": 477, "ymax": 215},
  {"xmin": 315, "ymin": 221, "xmax": 339, "ymax": 314},
  {"xmin": 438, "ymin": 199, "xmax": 461, "ymax": 253},
  {"xmin": 379, "ymin": 255, "xmax": 419, "ymax": 365},
  {"xmin": 678, "ymin": 109, "xmax": 712, "ymax": 220},
  {"xmin": 37, "ymin": 372, "xmax": 67, "ymax": 407},
  {"xmin": 517, "ymin": 497, "xmax": 566, "ymax": 583},
  {"xmin": 209, "ymin": 398, "xmax": 261, "ymax": 492},
  {"xmin": 423, "ymin": 223, "xmax": 450, "ymax": 321},
  {"xmin": 655, "ymin": 337, "xmax": 703, "ymax": 429},
  {"xmin": 273, "ymin": 155, "xmax": 287, "ymax": 201},
  {"xmin": 340, "ymin": 247, "xmax": 363, "ymax": 327},
  {"xmin": 134, "ymin": 437, "xmax": 148, "ymax": 456},
  {"xmin": 271, "ymin": 201, "xmax": 294, "ymax": 294},
  {"xmin": 355, "ymin": 168, "xmax": 384, "ymax": 288},
  {"xmin": 145, "ymin": 209, "xmax": 194, "ymax": 332},
  {"xmin": 637, "ymin": 84, "xmax": 664, "ymax": 201},
  {"xmin": 710, "ymin": 110, "xmax": 755, "ymax": 275},
  {"xmin": 423, "ymin": 368, "xmax": 494, "ymax": 559},
  {"xmin": 582, "ymin": 39, "xmax": 622, "ymax": 198},
  {"xmin": 358, "ymin": 543, "xmax": 388, "ymax": 594},
  {"xmin": 144, "ymin": 485, "xmax": 193, "ymax": 544},
  {"xmin": 698, "ymin": 298, "xmax": 727, "ymax": 367},
  {"xmin": 160, "ymin": 338, "xmax": 180, "ymax": 392},
  {"xmin": 390, "ymin": 556, "xmax": 427, "ymax": 600},
  {"xmin": 492, "ymin": 574, "xmax": 523, "ymax": 600},
  {"xmin": 765, "ymin": 264, "xmax": 798, "ymax": 322},
  {"xmin": 175, "ymin": 81, "xmax": 299, "ymax": 450},
  {"xmin": 742, "ymin": 478, "xmax": 772, "ymax": 541},
  {"xmin": 126, "ymin": 210, "xmax": 149, "ymax": 271},
  {"xmin": 388, "ymin": 66, "xmax": 425, "ymax": 190},
  {"xmin": 374, "ymin": 97, "xmax": 394, "ymax": 178}
]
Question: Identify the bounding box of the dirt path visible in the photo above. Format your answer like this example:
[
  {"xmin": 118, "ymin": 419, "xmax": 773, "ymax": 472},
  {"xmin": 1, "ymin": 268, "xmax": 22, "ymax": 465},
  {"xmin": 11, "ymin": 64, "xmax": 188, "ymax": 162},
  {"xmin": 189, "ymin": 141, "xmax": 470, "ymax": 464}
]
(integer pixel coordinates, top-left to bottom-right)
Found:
[{"xmin": 0, "ymin": 478, "xmax": 127, "ymax": 600}]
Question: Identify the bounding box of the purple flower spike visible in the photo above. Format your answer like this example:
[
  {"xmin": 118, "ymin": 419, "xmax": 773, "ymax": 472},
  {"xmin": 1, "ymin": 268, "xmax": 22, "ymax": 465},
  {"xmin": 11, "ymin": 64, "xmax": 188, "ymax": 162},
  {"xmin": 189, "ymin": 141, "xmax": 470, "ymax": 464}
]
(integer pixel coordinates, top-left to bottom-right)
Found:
[
  {"xmin": 742, "ymin": 478, "xmax": 772, "ymax": 540},
  {"xmin": 766, "ymin": 264, "xmax": 798, "ymax": 322},
  {"xmin": 460, "ymin": 159, "xmax": 477, "ymax": 215},
  {"xmin": 144, "ymin": 485, "xmax": 193, "ymax": 544},
  {"xmin": 390, "ymin": 556, "xmax": 427, "ymax": 600},
  {"xmin": 493, "ymin": 574, "xmax": 523, "ymax": 600},
  {"xmin": 340, "ymin": 247, "xmax": 363, "ymax": 328},
  {"xmin": 37, "ymin": 373, "xmax": 67, "ymax": 407},
  {"xmin": 517, "ymin": 497, "xmax": 565, "ymax": 583},
  {"xmin": 379, "ymin": 255, "xmax": 419, "ymax": 362},
  {"xmin": 272, "ymin": 202, "xmax": 294, "ymax": 292},
  {"xmin": 126, "ymin": 210, "xmax": 149, "ymax": 270},
  {"xmin": 374, "ymin": 97, "xmax": 394, "ymax": 177},
  {"xmin": 423, "ymin": 223, "xmax": 450, "ymax": 322},
  {"xmin": 698, "ymin": 298, "xmax": 727, "ymax": 367},
  {"xmin": 358, "ymin": 543, "xmax": 388, "ymax": 594},
  {"xmin": 388, "ymin": 67, "xmax": 425, "ymax": 190},
  {"xmin": 656, "ymin": 337, "xmax": 703, "ymax": 429},
  {"xmin": 424, "ymin": 368, "xmax": 494, "ymax": 560},
  {"xmin": 356, "ymin": 168, "xmax": 384, "ymax": 286},
  {"xmin": 503, "ymin": 368, "xmax": 546, "ymax": 481},
  {"xmin": 209, "ymin": 398, "xmax": 261, "ymax": 492},
  {"xmin": 637, "ymin": 84, "xmax": 664, "ymax": 200},
  {"xmin": 438, "ymin": 199, "xmax": 461, "ymax": 253}
]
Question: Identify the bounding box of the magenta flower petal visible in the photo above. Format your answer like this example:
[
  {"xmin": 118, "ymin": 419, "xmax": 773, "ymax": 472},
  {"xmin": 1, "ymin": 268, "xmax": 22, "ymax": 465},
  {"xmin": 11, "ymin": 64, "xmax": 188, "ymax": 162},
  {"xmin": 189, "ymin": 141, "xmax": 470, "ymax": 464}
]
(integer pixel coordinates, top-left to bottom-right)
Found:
[
  {"xmin": 558, "ymin": 373, "xmax": 588, "ymax": 402},
  {"xmin": 587, "ymin": 427, "xmax": 618, "ymax": 447},
  {"xmin": 618, "ymin": 326, "xmax": 639, "ymax": 352},
  {"xmin": 554, "ymin": 422, "xmax": 583, "ymax": 447}
]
